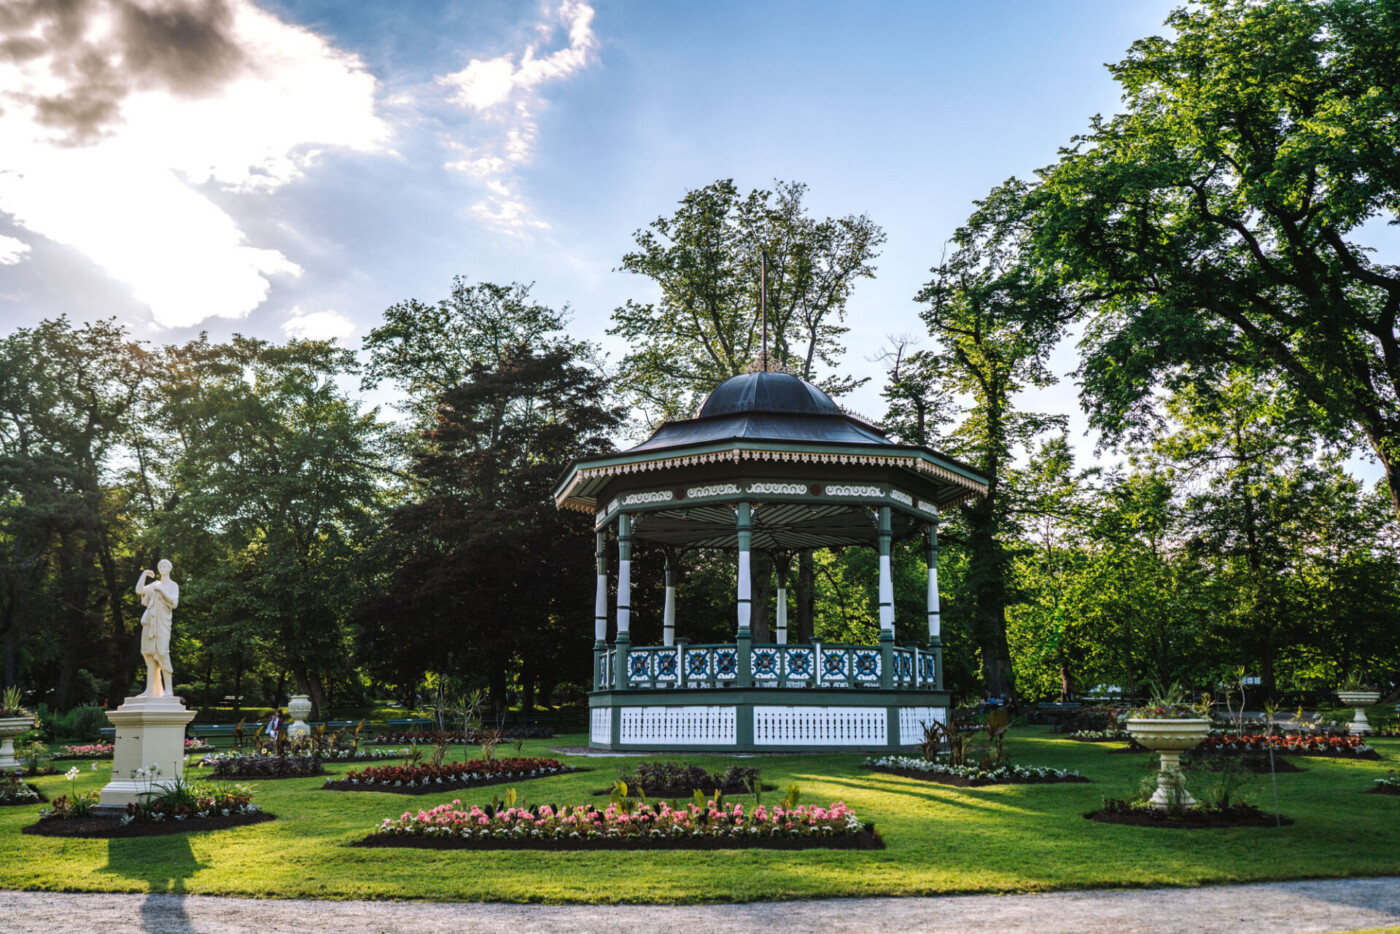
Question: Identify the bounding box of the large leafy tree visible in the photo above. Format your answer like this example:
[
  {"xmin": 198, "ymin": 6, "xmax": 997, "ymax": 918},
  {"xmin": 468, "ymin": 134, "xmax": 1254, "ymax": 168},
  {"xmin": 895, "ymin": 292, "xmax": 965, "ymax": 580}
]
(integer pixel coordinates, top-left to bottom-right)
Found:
[
  {"xmin": 0, "ymin": 318, "xmax": 148, "ymax": 705},
  {"xmin": 1028, "ymin": 0, "xmax": 1400, "ymax": 517},
  {"xmin": 358, "ymin": 343, "xmax": 623, "ymax": 709},
  {"xmin": 610, "ymin": 178, "xmax": 884, "ymax": 425},
  {"xmin": 891, "ymin": 181, "xmax": 1077, "ymax": 697},
  {"xmin": 155, "ymin": 336, "xmax": 385, "ymax": 718}
]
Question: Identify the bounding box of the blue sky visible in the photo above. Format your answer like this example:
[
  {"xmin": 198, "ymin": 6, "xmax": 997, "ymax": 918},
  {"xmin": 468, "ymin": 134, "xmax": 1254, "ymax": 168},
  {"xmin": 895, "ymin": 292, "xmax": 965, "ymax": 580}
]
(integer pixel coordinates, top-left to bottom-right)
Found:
[{"xmin": 1, "ymin": 0, "xmax": 1245, "ymax": 463}]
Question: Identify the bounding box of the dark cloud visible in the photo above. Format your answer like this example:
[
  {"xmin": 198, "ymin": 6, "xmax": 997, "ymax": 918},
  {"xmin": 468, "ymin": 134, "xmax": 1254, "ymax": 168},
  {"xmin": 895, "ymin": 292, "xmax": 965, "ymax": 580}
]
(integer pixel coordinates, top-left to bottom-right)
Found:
[{"xmin": 0, "ymin": 0, "xmax": 248, "ymax": 145}]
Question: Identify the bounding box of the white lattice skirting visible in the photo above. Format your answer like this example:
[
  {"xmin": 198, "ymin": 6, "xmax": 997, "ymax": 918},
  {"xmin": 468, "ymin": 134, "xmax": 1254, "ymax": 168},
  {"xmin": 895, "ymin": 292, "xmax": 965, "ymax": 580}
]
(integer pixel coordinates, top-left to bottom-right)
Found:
[
  {"xmin": 619, "ymin": 706, "xmax": 737, "ymax": 745},
  {"xmin": 753, "ymin": 706, "xmax": 888, "ymax": 746},
  {"xmin": 590, "ymin": 707, "xmax": 611, "ymax": 744},
  {"xmin": 898, "ymin": 706, "xmax": 948, "ymax": 745}
]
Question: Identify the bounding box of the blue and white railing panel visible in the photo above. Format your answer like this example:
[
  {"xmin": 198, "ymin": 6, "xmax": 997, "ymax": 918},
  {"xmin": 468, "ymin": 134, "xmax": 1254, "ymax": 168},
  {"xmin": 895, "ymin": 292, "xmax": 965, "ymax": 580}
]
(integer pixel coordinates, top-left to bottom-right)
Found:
[{"xmin": 600, "ymin": 641, "xmax": 941, "ymax": 692}]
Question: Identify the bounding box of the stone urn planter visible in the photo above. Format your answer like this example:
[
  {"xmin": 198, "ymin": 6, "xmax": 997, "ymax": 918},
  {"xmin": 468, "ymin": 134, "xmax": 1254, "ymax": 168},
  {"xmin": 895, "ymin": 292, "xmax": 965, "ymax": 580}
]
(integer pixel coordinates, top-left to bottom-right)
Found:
[
  {"xmin": 0, "ymin": 715, "xmax": 37, "ymax": 772},
  {"xmin": 1126, "ymin": 718, "xmax": 1210, "ymax": 809},
  {"xmin": 287, "ymin": 694, "xmax": 313, "ymax": 739},
  {"xmin": 1337, "ymin": 690, "xmax": 1382, "ymax": 735}
]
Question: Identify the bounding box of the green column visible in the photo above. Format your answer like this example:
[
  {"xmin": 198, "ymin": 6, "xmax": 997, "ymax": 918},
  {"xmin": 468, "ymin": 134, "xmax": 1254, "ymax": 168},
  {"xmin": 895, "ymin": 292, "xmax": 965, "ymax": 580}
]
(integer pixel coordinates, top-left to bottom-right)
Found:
[{"xmin": 594, "ymin": 530, "xmax": 607, "ymax": 691}]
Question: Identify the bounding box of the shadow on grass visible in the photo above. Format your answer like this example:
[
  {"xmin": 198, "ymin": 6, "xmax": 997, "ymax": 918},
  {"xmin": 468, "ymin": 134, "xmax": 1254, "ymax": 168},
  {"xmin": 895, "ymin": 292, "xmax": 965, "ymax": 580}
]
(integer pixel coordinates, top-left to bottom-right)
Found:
[{"xmin": 100, "ymin": 835, "xmax": 208, "ymax": 933}]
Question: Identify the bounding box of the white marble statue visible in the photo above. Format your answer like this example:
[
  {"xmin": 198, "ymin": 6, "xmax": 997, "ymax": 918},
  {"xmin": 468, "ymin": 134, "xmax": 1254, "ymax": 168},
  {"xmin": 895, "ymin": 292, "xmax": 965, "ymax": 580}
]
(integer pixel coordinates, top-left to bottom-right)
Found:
[{"xmin": 135, "ymin": 559, "xmax": 178, "ymax": 699}]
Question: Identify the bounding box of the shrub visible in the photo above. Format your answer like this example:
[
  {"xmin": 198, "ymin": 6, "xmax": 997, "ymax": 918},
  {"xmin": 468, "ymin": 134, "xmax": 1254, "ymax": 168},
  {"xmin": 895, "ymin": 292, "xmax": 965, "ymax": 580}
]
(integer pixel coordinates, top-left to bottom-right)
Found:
[{"xmin": 37, "ymin": 704, "xmax": 110, "ymax": 742}]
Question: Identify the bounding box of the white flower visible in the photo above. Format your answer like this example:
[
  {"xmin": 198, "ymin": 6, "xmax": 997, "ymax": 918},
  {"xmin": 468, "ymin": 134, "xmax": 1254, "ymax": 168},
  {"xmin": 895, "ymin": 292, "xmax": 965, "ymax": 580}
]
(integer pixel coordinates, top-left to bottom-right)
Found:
[{"xmin": 65, "ymin": 767, "xmax": 80, "ymax": 781}]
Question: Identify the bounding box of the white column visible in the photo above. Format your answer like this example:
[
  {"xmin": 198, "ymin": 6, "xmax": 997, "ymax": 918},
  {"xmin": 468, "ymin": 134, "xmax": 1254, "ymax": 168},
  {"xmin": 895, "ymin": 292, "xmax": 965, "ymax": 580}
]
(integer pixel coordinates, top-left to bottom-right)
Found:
[
  {"xmin": 927, "ymin": 523, "xmax": 941, "ymax": 642},
  {"xmin": 736, "ymin": 502, "xmax": 752, "ymax": 635},
  {"xmin": 775, "ymin": 584, "xmax": 788, "ymax": 644},
  {"xmin": 594, "ymin": 531, "xmax": 608, "ymax": 645},
  {"xmin": 663, "ymin": 557, "xmax": 677, "ymax": 647},
  {"xmin": 878, "ymin": 506, "xmax": 895, "ymax": 635},
  {"xmin": 616, "ymin": 513, "xmax": 632, "ymax": 637}
]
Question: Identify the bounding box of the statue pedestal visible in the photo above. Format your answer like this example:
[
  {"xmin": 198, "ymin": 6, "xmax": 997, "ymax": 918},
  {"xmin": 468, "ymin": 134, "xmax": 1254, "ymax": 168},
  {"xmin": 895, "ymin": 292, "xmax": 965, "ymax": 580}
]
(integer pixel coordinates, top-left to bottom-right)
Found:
[{"xmin": 96, "ymin": 695, "xmax": 196, "ymax": 815}]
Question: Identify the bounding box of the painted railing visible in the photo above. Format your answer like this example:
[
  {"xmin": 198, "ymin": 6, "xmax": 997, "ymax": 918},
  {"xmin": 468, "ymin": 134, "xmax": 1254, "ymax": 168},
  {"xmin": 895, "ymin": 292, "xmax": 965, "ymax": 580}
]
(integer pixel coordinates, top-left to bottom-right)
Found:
[{"xmin": 597, "ymin": 641, "xmax": 941, "ymax": 691}]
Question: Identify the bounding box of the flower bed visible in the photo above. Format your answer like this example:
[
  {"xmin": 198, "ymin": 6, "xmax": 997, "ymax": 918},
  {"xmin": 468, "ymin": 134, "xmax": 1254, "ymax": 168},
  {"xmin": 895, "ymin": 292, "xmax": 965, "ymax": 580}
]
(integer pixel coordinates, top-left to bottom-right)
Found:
[
  {"xmin": 1085, "ymin": 799, "xmax": 1289, "ymax": 828},
  {"xmin": 1067, "ymin": 729, "xmax": 1130, "ymax": 742},
  {"xmin": 356, "ymin": 798, "xmax": 881, "ymax": 850},
  {"xmin": 52, "ymin": 743, "xmax": 115, "ymax": 760},
  {"xmin": 202, "ymin": 752, "xmax": 325, "ymax": 779},
  {"xmin": 1199, "ymin": 733, "xmax": 1379, "ymax": 759},
  {"xmin": 864, "ymin": 755, "xmax": 1087, "ymax": 787},
  {"xmin": 369, "ymin": 727, "xmax": 555, "ymax": 746},
  {"xmin": 1371, "ymin": 771, "xmax": 1400, "ymax": 796},
  {"xmin": 324, "ymin": 757, "xmax": 575, "ymax": 795},
  {"xmin": 0, "ymin": 774, "xmax": 44, "ymax": 806},
  {"xmin": 26, "ymin": 781, "xmax": 270, "ymax": 838},
  {"xmin": 184, "ymin": 739, "xmax": 214, "ymax": 753},
  {"xmin": 604, "ymin": 762, "xmax": 766, "ymax": 798}
]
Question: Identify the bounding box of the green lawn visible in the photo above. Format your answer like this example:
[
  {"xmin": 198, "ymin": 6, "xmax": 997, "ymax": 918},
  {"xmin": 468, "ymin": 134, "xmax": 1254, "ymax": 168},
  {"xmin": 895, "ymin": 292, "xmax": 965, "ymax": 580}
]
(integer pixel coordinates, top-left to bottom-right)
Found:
[{"xmin": 1, "ymin": 727, "xmax": 1397, "ymax": 903}]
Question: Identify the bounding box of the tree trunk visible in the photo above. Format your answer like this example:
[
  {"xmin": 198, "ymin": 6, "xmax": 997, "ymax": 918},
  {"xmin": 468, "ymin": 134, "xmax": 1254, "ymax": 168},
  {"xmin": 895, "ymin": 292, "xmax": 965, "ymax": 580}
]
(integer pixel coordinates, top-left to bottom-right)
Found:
[
  {"xmin": 964, "ymin": 498, "xmax": 1016, "ymax": 698},
  {"xmin": 521, "ymin": 659, "xmax": 536, "ymax": 712}
]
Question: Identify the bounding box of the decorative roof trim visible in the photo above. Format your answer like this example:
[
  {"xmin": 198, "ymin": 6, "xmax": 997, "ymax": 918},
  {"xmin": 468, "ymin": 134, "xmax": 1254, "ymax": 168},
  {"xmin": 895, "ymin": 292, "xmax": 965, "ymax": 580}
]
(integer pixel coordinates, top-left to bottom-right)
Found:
[{"xmin": 556, "ymin": 447, "xmax": 987, "ymax": 512}]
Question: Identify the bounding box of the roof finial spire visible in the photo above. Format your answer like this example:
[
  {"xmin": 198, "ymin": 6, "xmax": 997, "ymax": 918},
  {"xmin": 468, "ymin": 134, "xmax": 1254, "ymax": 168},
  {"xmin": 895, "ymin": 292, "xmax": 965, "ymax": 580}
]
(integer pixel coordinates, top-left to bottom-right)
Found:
[{"xmin": 760, "ymin": 249, "xmax": 769, "ymax": 365}]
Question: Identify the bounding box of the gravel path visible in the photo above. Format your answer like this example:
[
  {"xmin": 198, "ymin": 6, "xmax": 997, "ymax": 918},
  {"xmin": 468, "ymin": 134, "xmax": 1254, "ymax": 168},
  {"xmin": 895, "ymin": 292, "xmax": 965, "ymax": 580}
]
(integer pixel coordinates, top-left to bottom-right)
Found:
[{"xmin": 4, "ymin": 877, "xmax": 1400, "ymax": 934}]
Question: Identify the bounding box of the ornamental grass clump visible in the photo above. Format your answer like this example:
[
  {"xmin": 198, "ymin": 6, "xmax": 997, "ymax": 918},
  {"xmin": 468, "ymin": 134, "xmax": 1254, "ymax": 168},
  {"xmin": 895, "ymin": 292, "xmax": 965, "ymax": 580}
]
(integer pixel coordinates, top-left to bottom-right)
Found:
[
  {"xmin": 0, "ymin": 685, "xmax": 31, "ymax": 717},
  {"xmin": 1130, "ymin": 682, "xmax": 1209, "ymax": 720},
  {"xmin": 370, "ymin": 796, "xmax": 864, "ymax": 844}
]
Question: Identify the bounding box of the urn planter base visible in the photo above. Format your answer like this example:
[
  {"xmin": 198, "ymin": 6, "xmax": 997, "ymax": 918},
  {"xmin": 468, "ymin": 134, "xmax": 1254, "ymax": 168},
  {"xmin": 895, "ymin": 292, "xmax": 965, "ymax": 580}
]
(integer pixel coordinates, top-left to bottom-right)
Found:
[
  {"xmin": 1337, "ymin": 691, "xmax": 1381, "ymax": 736},
  {"xmin": 1126, "ymin": 718, "xmax": 1210, "ymax": 812}
]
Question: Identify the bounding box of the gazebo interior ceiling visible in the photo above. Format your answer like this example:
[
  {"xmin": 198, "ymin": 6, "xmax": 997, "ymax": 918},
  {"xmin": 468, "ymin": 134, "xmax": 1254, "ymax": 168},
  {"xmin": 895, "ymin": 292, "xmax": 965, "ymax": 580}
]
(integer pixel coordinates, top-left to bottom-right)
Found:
[{"xmin": 629, "ymin": 501, "xmax": 924, "ymax": 550}]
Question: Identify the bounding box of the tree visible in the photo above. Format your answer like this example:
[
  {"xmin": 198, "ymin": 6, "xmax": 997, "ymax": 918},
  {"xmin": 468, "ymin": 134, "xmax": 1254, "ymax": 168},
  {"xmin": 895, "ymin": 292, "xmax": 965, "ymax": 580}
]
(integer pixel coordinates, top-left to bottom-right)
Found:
[
  {"xmin": 358, "ymin": 343, "xmax": 623, "ymax": 709},
  {"xmin": 1027, "ymin": 0, "xmax": 1400, "ymax": 518},
  {"xmin": 610, "ymin": 178, "xmax": 884, "ymax": 425},
  {"xmin": 892, "ymin": 180, "xmax": 1077, "ymax": 697},
  {"xmin": 155, "ymin": 336, "xmax": 385, "ymax": 718},
  {"xmin": 0, "ymin": 318, "xmax": 147, "ymax": 705},
  {"xmin": 362, "ymin": 276, "xmax": 585, "ymax": 433}
]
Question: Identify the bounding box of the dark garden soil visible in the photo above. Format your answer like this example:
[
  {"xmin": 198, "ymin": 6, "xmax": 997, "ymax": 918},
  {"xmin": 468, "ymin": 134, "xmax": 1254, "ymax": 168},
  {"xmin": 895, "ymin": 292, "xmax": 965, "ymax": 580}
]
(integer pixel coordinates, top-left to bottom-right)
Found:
[
  {"xmin": 1367, "ymin": 784, "xmax": 1400, "ymax": 796},
  {"xmin": 1187, "ymin": 754, "xmax": 1306, "ymax": 774},
  {"xmin": 353, "ymin": 827, "xmax": 884, "ymax": 851},
  {"xmin": 322, "ymin": 768, "xmax": 583, "ymax": 796},
  {"xmin": 863, "ymin": 766, "xmax": 1091, "ymax": 788},
  {"xmin": 0, "ymin": 784, "xmax": 47, "ymax": 806},
  {"xmin": 1084, "ymin": 806, "xmax": 1290, "ymax": 829},
  {"xmin": 589, "ymin": 782, "xmax": 778, "ymax": 797},
  {"xmin": 23, "ymin": 810, "xmax": 274, "ymax": 838}
]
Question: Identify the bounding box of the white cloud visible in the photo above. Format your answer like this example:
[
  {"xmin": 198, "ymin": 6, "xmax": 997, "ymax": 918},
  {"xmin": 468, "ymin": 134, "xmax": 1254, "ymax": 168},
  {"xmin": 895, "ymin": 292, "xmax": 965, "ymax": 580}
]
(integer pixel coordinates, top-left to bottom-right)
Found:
[
  {"xmin": 0, "ymin": 0, "xmax": 390, "ymax": 328},
  {"xmin": 437, "ymin": 2, "xmax": 597, "ymax": 232},
  {"xmin": 0, "ymin": 236, "xmax": 30, "ymax": 266},
  {"xmin": 281, "ymin": 308, "xmax": 355, "ymax": 342}
]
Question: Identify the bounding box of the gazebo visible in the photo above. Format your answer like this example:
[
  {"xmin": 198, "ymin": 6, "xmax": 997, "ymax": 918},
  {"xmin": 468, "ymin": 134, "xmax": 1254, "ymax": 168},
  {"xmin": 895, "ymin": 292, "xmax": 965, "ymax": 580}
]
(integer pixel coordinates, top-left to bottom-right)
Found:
[{"xmin": 553, "ymin": 366, "xmax": 989, "ymax": 752}]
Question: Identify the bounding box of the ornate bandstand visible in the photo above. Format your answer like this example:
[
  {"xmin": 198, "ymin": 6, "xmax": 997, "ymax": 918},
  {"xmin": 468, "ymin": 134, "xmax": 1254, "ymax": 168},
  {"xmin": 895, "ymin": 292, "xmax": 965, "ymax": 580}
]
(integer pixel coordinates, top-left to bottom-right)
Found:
[{"xmin": 554, "ymin": 367, "xmax": 989, "ymax": 752}]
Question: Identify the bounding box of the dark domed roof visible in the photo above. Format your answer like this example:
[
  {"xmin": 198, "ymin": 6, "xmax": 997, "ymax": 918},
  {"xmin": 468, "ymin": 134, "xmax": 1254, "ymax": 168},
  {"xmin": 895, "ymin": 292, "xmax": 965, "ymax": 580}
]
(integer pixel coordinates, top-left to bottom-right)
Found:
[
  {"xmin": 627, "ymin": 369, "xmax": 889, "ymax": 453},
  {"xmin": 695, "ymin": 371, "xmax": 843, "ymax": 419}
]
